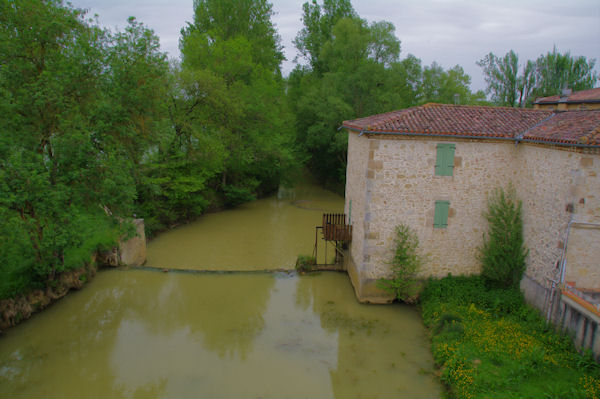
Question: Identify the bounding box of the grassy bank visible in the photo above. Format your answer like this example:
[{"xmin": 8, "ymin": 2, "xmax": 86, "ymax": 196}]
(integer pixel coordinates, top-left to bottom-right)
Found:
[{"xmin": 420, "ymin": 275, "xmax": 600, "ymax": 399}]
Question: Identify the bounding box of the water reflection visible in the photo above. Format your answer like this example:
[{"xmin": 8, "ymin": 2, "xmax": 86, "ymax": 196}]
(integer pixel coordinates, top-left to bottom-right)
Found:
[
  {"xmin": 296, "ymin": 273, "xmax": 441, "ymax": 398},
  {"xmin": 145, "ymin": 180, "xmax": 343, "ymax": 270},
  {"xmin": 0, "ymin": 270, "xmax": 440, "ymax": 398}
]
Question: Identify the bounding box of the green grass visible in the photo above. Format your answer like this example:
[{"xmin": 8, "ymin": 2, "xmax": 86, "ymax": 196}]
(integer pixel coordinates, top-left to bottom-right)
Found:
[{"xmin": 420, "ymin": 275, "xmax": 600, "ymax": 399}]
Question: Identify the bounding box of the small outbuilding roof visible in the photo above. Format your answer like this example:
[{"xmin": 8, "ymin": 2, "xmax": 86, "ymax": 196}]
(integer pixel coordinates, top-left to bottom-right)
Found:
[
  {"xmin": 342, "ymin": 103, "xmax": 600, "ymax": 147},
  {"xmin": 534, "ymin": 87, "xmax": 600, "ymax": 105},
  {"xmin": 524, "ymin": 109, "xmax": 600, "ymax": 146}
]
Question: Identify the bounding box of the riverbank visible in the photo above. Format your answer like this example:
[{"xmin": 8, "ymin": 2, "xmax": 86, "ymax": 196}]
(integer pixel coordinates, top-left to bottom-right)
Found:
[
  {"xmin": 0, "ymin": 262, "xmax": 97, "ymax": 332},
  {"xmin": 420, "ymin": 275, "xmax": 600, "ymax": 398}
]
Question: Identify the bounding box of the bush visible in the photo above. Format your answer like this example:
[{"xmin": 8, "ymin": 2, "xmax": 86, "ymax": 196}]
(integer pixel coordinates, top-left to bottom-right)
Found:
[
  {"xmin": 378, "ymin": 224, "xmax": 423, "ymax": 303},
  {"xmin": 421, "ymin": 275, "xmax": 600, "ymax": 398},
  {"xmin": 295, "ymin": 255, "xmax": 316, "ymax": 272},
  {"xmin": 478, "ymin": 185, "xmax": 528, "ymax": 288}
]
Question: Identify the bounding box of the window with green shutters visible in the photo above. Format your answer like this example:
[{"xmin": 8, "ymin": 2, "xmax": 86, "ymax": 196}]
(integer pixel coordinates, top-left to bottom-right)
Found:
[
  {"xmin": 434, "ymin": 201, "xmax": 450, "ymax": 228},
  {"xmin": 435, "ymin": 143, "xmax": 456, "ymax": 176}
]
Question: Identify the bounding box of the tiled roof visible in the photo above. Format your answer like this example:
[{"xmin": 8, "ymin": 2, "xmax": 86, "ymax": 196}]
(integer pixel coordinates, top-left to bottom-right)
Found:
[
  {"xmin": 342, "ymin": 103, "xmax": 600, "ymax": 147},
  {"xmin": 534, "ymin": 87, "xmax": 600, "ymax": 104},
  {"xmin": 343, "ymin": 104, "xmax": 552, "ymax": 139},
  {"xmin": 524, "ymin": 110, "xmax": 600, "ymax": 146}
]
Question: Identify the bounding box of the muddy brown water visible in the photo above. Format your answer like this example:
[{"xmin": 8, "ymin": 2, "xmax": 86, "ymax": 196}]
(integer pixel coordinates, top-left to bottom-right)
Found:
[{"xmin": 0, "ymin": 181, "xmax": 441, "ymax": 398}]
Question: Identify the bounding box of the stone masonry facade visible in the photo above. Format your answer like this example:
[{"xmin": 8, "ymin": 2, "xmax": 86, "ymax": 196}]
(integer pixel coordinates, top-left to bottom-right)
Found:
[{"xmin": 344, "ymin": 133, "xmax": 600, "ymax": 303}]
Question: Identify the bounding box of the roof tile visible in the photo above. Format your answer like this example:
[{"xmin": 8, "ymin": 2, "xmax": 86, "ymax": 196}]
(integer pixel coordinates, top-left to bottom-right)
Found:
[
  {"xmin": 342, "ymin": 104, "xmax": 600, "ymax": 147},
  {"xmin": 534, "ymin": 87, "xmax": 600, "ymax": 104},
  {"xmin": 524, "ymin": 110, "xmax": 600, "ymax": 146}
]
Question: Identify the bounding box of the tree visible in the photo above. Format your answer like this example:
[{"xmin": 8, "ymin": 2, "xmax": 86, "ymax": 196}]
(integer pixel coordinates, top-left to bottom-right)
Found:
[
  {"xmin": 420, "ymin": 63, "xmax": 483, "ymax": 105},
  {"xmin": 180, "ymin": 0, "xmax": 297, "ymax": 206},
  {"xmin": 478, "ymin": 48, "xmax": 597, "ymax": 107},
  {"xmin": 477, "ymin": 50, "xmax": 520, "ymax": 107},
  {"xmin": 478, "ymin": 185, "xmax": 528, "ymax": 288},
  {"xmin": 517, "ymin": 60, "xmax": 536, "ymax": 108},
  {"xmin": 378, "ymin": 224, "xmax": 423, "ymax": 303},
  {"xmin": 99, "ymin": 17, "xmax": 170, "ymax": 169},
  {"xmin": 293, "ymin": 0, "xmax": 356, "ymax": 75},
  {"xmin": 289, "ymin": 11, "xmax": 485, "ymax": 187},
  {"xmin": 0, "ymin": 0, "xmax": 135, "ymax": 293},
  {"xmin": 186, "ymin": 0, "xmax": 284, "ymax": 73},
  {"xmin": 533, "ymin": 47, "xmax": 597, "ymax": 98}
]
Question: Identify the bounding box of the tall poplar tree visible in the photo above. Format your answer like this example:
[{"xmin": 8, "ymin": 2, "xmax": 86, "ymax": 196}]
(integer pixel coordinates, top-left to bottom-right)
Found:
[
  {"xmin": 179, "ymin": 0, "xmax": 296, "ymax": 205},
  {"xmin": 478, "ymin": 48, "xmax": 597, "ymax": 107},
  {"xmin": 289, "ymin": 1, "xmax": 483, "ymax": 186}
]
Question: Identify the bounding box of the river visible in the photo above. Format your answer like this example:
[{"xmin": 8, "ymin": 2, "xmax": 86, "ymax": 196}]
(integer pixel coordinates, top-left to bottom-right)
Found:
[{"xmin": 0, "ymin": 180, "xmax": 441, "ymax": 398}]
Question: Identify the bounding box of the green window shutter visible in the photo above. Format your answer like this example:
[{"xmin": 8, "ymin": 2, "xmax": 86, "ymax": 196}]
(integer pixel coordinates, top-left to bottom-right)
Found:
[
  {"xmin": 435, "ymin": 143, "xmax": 456, "ymax": 176},
  {"xmin": 434, "ymin": 201, "xmax": 450, "ymax": 228}
]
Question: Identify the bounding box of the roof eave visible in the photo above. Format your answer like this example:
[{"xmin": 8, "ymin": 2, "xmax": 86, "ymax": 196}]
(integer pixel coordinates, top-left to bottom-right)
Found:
[{"xmin": 341, "ymin": 125, "xmax": 600, "ymax": 148}]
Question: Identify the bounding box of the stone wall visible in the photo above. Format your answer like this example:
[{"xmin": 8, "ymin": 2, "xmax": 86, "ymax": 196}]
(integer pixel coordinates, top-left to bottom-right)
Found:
[
  {"xmin": 344, "ymin": 132, "xmax": 382, "ymax": 301},
  {"xmin": 99, "ymin": 218, "xmax": 147, "ymax": 267},
  {"xmin": 534, "ymin": 102, "xmax": 600, "ymax": 111},
  {"xmin": 119, "ymin": 218, "xmax": 147, "ymax": 267},
  {"xmin": 565, "ymin": 223, "xmax": 600, "ymax": 289},
  {"xmin": 344, "ymin": 131, "xmax": 600, "ymax": 302},
  {"xmin": 516, "ymin": 146, "xmax": 599, "ymax": 286}
]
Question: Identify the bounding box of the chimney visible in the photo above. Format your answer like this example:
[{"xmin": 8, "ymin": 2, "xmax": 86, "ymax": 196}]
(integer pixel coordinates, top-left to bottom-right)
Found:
[{"xmin": 560, "ymin": 88, "xmax": 572, "ymax": 98}]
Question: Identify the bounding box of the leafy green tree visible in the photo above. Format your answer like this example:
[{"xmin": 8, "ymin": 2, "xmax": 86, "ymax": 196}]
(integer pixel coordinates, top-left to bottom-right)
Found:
[
  {"xmin": 478, "ymin": 48, "xmax": 597, "ymax": 107},
  {"xmin": 478, "ymin": 185, "xmax": 528, "ymax": 289},
  {"xmin": 420, "ymin": 62, "xmax": 484, "ymax": 105},
  {"xmin": 180, "ymin": 0, "xmax": 298, "ymax": 206},
  {"xmin": 294, "ymin": 0, "xmax": 357, "ymax": 74},
  {"xmin": 293, "ymin": 0, "xmax": 356, "ymax": 75},
  {"xmin": 477, "ymin": 50, "xmax": 520, "ymax": 107},
  {"xmin": 136, "ymin": 63, "xmax": 229, "ymax": 233},
  {"xmin": 378, "ymin": 224, "xmax": 423, "ymax": 303},
  {"xmin": 0, "ymin": 0, "xmax": 142, "ymax": 295},
  {"xmin": 290, "ymin": 10, "xmax": 484, "ymax": 186},
  {"xmin": 533, "ymin": 47, "xmax": 597, "ymax": 98},
  {"xmin": 99, "ymin": 17, "xmax": 170, "ymax": 170}
]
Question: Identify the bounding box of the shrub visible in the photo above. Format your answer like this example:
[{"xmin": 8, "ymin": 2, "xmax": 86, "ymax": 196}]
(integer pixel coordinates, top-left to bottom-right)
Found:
[
  {"xmin": 295, "ymin": 255, "xmax": 316, "ymax": 272},
  {"xmin": 378, "ymin": 224, "xmax": 423, "ymax": 303},
  {"xmin": 478, "ymin": 185, "xmax": 528, "ymax": 288},
  {"xmin": 421, "ymin": 275, "xmax": 600, "ymax": 398}
]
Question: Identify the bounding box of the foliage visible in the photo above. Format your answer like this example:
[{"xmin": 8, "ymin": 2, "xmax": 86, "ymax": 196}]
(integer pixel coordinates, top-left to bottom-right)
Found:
[
  {"xmin": 0, "ymin": 0, "xmax": 304, "ymax": 298},
  {"xmin": 289, "ymin": 3, "xmax": 487, "ymax": 187},
  {"xmin": 477, "ymin": 50, "xmax": 521, "ymax": 107},
  {"xmin": 293, "ymin": 0, "xmax": 356, "ymax": 75},
  {"xmin": 478, "ymin": 185, "xmax": 528, "ymax": 289},
  {"xmin": 533, "ymin": 47, "xmax": 598, "ymax": 98},
  {"xmin": 0, "ymin": 0, "xmax": 136, "ymax": 297},
  {"xmin": 295, "ymin": 255, "xmax": 316, "ymax": 273},
  {"xmin": 179, "ymin": 0, "xmax": 299, "ymax": 210},
  {"xmin": 478, "ymin": 48, "xmax": 597, "ymax": 107},
  {"xmin": 378, "ymin": 224, "xmax": 423, "ymax": 303},
  {"xmin": 421, "ymin": 275, "xmax": 600, "ymax": 399}
]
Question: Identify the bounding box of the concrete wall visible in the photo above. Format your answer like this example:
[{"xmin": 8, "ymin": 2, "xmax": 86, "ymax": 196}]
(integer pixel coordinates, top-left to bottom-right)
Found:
[{"xmin": 345, "ymin": 131, "xmax": 600, "ymax": 302}]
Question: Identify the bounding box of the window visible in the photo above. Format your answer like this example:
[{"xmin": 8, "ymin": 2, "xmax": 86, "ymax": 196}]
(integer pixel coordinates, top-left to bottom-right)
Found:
[
  {"xmin": 434, "ymin": 201, "xmax": 450, "ymax": 228},
  {"xmin": 435, "ymin": 143, "xmax": 455, "ymax": 176}
]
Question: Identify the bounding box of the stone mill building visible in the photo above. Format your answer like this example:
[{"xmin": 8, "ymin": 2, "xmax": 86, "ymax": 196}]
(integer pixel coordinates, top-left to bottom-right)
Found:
[{"xmin": 340, "ymin": 91, "xmax": 600, "ymax": 356}]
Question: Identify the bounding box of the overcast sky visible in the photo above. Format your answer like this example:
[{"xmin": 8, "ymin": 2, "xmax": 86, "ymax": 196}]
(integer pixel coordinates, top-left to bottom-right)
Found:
[{"xmin": 70, "ymin": 0, "xmax": 599, "ymax": 92}]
